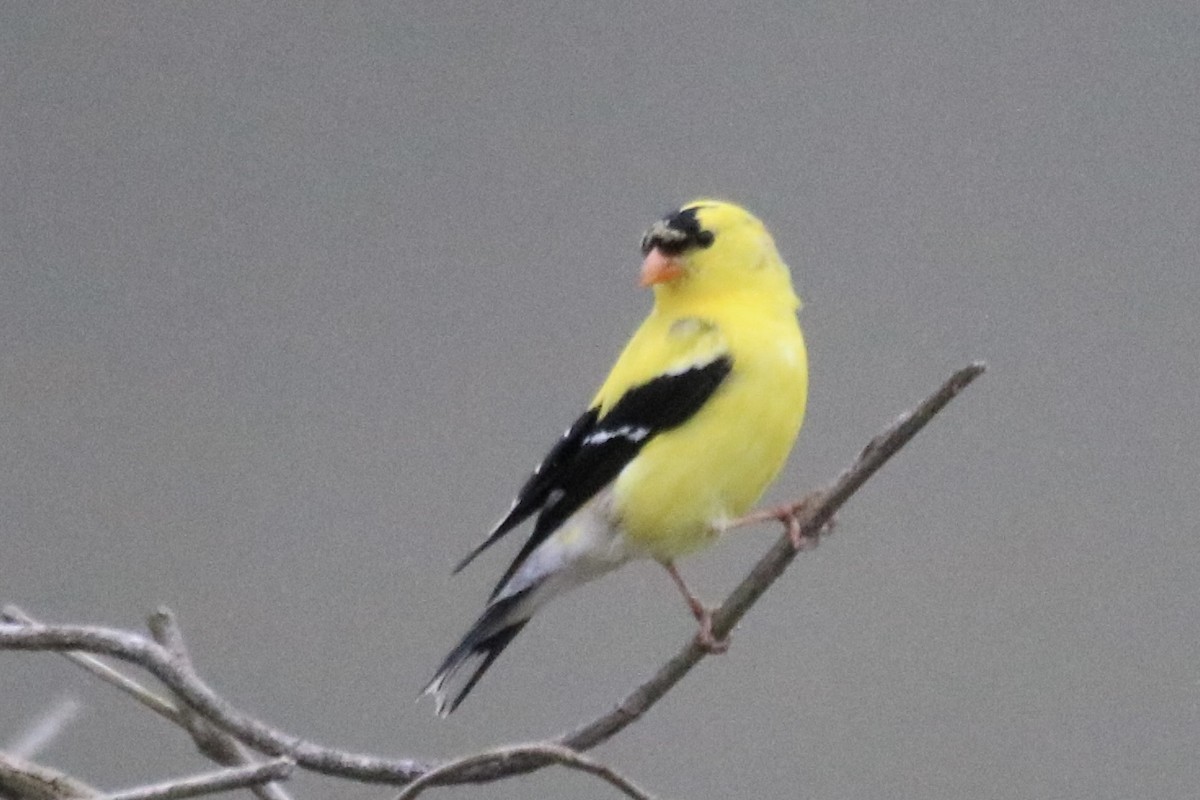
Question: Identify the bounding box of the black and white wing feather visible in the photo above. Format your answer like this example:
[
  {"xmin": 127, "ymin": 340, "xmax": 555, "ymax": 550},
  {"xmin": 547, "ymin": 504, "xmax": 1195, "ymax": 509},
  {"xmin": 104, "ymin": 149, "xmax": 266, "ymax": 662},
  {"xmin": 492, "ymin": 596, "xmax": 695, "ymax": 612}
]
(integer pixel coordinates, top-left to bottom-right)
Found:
[{"xmin": 454, "ymin": 355, "xmax": 733, "ymax": 598}]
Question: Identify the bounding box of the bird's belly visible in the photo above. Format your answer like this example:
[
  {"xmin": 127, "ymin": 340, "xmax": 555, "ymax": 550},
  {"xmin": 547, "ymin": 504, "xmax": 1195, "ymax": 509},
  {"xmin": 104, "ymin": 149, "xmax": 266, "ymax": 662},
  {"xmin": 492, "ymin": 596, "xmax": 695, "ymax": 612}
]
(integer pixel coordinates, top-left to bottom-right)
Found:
[
  {"xmin": 502, "ymin": 492, "xmax": 633, "ymax": 602},
  {"xmin": 613, "ymin": 360, "xmax": 807, "ymax": 561}
]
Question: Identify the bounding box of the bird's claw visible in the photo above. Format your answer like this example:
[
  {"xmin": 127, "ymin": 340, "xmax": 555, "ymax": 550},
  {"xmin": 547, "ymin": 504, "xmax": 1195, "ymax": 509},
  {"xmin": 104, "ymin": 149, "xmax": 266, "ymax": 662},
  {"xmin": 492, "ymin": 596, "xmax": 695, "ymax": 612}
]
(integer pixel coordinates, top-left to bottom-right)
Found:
[
  {"xmin": 663, "ymin": 560, "xmax": 731, "ymax": 653},
  {"xmin": 767, "ymin": 498, "xmax": 837, "ymax": 551},
  {"xmin": 764, "ymin": 506, "xmax": 814, "ymax": 551}
]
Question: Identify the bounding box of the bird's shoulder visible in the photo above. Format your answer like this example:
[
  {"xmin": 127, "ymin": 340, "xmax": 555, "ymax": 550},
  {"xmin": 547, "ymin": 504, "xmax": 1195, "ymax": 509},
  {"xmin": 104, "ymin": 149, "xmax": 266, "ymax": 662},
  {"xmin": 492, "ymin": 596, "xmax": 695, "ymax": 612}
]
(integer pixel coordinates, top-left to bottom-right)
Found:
[{"xmin": 592, "ymin": 310, "xmax": 729, "ymax": 415}]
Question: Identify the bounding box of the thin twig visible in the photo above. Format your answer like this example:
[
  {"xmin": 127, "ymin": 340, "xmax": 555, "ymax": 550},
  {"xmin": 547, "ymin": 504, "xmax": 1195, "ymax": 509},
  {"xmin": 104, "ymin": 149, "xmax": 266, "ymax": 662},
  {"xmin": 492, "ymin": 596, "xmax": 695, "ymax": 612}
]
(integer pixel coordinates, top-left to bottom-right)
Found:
[
  {"xmin": 1, "ymin": 607, "xmax": 181, "ymax": 724},
  {"xmin": 146, "ymin": 609, "xmax": 295, "ymax": 800},
  {"xmin": 4, "ymin": 695, "xmax": 83, "ymax": 760},
  {"xmin": 0, "ymin": 362, "xmax": 985, "ymax": 788},
  {"xmin": 0, "ymin": 612, "xmax": 431, "ymax": 785},
  {"xmin": 394, "ymin": 744, "xmax": 657, "ymax": 800},
  {"xmin": 0, "ymin": 609, "xmax": 294, "ymax": 800},
  {"xmin": 95, "ymin": 759, "xmax": 293, "ymax": 800}
]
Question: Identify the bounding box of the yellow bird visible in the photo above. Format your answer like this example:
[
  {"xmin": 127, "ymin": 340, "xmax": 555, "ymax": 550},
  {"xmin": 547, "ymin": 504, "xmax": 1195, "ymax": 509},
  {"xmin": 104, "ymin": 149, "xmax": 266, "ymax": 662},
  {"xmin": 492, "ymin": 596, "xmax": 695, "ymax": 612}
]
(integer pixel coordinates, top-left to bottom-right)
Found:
[{"xmin": 424, "ymin": 200, "xmax": 808, "ymax": 715}]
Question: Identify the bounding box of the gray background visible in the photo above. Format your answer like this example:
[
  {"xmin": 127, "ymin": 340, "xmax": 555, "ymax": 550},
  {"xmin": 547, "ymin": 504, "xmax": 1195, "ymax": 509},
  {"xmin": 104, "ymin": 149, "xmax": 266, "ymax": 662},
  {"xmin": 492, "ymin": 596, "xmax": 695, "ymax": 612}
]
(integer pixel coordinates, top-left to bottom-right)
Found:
[{"xmin": 2, "ymin": 3, "xmax": 1197, "ymax": 799}]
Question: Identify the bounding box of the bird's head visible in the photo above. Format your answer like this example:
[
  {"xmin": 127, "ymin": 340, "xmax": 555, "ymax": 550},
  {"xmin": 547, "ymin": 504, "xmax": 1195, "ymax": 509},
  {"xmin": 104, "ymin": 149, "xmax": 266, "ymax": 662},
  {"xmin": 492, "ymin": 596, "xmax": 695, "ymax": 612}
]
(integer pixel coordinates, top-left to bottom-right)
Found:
[{"xmin": 639, "ymin": 200, "xmax": 799, "ymax": 309}]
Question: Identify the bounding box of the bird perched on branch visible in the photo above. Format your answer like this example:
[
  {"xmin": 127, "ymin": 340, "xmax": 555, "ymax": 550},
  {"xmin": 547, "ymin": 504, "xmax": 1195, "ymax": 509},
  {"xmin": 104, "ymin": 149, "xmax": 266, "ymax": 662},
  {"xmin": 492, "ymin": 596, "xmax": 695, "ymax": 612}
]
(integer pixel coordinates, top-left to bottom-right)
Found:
[{"xmin": 424, "ymin": 200, "xmax": 808, "ymax": 715}]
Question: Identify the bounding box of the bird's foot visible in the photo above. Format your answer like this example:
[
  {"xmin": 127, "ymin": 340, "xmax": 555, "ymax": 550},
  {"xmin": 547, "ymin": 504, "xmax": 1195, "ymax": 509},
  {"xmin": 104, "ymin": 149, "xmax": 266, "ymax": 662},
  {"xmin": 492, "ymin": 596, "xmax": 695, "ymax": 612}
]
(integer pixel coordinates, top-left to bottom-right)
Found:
[
  {"xmin": 662, "ymin": 560, "xmax": 731, "ymax": 653},
  {"xmin": 727, "ymin": 493, "xmax": 837, "ymax": 551},
  {"xmin": 751, "ymin": 502, "xmax": 814, "ymax": 551},
  {"xmin": 787, "ymin": 507, "xmax": 838, "ymax": 550}
]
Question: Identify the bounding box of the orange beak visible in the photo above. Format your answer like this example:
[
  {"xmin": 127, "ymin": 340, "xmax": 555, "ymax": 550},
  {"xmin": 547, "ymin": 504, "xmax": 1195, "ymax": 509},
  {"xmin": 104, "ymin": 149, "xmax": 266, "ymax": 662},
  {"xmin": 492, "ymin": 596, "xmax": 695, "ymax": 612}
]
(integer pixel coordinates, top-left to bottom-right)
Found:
[{"xmin": 639, "ymin": 248, "xmax": 685, "ymax": 287}]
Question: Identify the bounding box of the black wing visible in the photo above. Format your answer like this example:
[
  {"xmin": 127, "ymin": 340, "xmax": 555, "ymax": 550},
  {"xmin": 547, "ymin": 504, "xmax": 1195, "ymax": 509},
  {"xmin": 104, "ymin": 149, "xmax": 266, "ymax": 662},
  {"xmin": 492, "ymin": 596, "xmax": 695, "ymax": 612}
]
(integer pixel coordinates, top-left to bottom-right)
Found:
[
  {"xmin": 452, "ymin": 408, "xmax": 600, "ymax": 574},
  {"xmin": 453, "ymin": 356, "xmax": 734, "ymax": 598}
]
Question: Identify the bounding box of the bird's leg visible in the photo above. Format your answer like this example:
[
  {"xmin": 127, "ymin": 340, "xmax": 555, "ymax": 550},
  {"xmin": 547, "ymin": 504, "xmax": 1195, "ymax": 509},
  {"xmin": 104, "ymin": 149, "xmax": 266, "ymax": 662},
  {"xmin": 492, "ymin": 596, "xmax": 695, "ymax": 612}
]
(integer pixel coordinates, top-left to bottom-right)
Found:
[
  {"xmin": 662, "ymin": 561, "xmax": 729, "ymax": 654},
  {"xmin": 722, "ymin": 491, "xmax": 835, "ymax": 551}
]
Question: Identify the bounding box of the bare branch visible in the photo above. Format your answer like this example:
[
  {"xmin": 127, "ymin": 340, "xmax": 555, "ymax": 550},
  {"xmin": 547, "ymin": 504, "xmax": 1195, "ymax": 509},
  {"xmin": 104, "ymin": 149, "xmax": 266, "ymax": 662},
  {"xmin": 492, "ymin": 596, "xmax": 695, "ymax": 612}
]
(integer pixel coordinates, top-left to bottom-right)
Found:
[
  {"xmin": 4, "ymin": 695, "xmax": 82, "ymax": 760},
  {"xmin": 0, "ymin": 611, "xmax": 431, "ymax": 784},
  {"xmin": 146, "ymin": 609, "xmax": 296, "ymax": 800},
  {"xmin": 2, "ymin": 607, "xmax": 181, "ymax": 725},
  {"xmin": 145, "ymin": 610, "xmax": 189, "ymax": 665},
  {"xmin": 0, "ymin": 609, "xmax": 295, "ymax": 800},
  {"xmin": 0, "ymin": 752, "xmax": 98, "ymax": 800},
  {"xmin": 0, "ymin": 362, "xmax": 985, "ymax": 789},
  {"xmin": 96, "ymin": 759, "xmax": 293, "ymax": 800},
  {"xmin": 394, "ymin": 744, "xmax": 657, "ymax": 800}
]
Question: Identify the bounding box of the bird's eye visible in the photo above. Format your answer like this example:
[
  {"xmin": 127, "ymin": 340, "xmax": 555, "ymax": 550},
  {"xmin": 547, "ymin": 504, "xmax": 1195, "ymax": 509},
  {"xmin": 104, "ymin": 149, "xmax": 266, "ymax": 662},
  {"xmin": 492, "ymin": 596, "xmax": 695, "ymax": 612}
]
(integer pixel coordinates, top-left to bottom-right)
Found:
[
  {"xmin": 640, "ymin": 209, "xmax": 714, "ymax": 256},
  {"xmin": 653, "ymin": 235, "xmax": 690, "ymax": 257}
]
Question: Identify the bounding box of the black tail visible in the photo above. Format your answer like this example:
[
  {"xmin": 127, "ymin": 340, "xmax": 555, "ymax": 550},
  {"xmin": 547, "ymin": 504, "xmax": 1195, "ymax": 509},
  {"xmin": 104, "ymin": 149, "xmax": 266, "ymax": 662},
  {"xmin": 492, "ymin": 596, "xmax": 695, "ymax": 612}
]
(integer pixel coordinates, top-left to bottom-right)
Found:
[{"xmin": 422, "ymin": 589, "xmax": 532, "ymax": 716}]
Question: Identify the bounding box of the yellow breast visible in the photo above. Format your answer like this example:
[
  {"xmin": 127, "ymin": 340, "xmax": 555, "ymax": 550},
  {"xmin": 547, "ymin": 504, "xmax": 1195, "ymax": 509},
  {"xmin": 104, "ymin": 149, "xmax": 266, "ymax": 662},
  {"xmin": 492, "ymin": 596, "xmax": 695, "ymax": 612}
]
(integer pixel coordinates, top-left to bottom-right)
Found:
[{"xmin": 612, "ymin": 300, "xmax": 808, "ymax": 560}]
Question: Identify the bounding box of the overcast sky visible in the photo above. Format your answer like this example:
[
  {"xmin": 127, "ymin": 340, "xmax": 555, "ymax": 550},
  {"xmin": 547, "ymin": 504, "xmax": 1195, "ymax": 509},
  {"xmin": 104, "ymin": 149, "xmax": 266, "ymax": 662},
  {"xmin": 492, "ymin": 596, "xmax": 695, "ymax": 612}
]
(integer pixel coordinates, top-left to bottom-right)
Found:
[{"xmin": 2, "ymin": 3, "xmax": 1198, "ymax": 799}]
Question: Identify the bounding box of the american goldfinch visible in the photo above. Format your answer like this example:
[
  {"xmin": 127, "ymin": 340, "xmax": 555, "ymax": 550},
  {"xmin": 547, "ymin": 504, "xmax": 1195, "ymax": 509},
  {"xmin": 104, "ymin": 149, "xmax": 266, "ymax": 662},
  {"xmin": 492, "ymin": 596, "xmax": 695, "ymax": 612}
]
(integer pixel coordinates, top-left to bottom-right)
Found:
[{"xmin": 424, "ymin": 200, "xmax": 808, "ymax": 715}]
